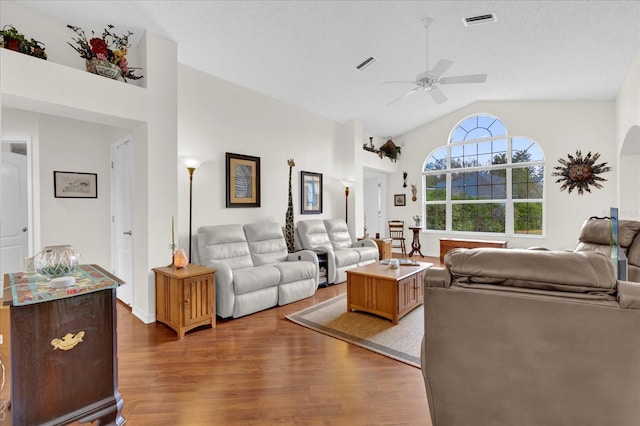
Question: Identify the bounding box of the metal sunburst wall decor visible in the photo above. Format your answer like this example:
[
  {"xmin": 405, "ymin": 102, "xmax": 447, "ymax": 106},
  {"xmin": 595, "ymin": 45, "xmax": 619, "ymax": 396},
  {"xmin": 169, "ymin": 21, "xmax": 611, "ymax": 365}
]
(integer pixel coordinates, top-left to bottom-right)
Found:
[{"xmin": 552, "ymin": 150, "xmax": 611, "ymax": 195}]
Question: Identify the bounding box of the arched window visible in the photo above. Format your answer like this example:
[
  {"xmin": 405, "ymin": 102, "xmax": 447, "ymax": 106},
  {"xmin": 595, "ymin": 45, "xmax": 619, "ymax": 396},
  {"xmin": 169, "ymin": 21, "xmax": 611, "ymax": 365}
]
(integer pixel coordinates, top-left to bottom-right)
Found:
[{"xmin": 422, "ymin": 114, "xmax": 544, "ymax": 235}]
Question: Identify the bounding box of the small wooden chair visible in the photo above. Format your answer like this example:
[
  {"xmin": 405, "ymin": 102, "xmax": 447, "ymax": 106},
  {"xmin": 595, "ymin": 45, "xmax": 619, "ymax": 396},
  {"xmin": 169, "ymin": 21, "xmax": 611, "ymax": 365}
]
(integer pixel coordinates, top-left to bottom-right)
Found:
[{"xmin": 388, "ymin": 220, "xmax": 406, "ymax": 256}]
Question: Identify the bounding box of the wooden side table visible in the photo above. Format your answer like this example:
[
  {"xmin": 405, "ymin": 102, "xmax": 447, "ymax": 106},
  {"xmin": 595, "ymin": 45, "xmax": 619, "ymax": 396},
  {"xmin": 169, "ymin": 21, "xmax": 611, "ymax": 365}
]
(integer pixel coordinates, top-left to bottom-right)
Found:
[
  {"xmin": 408, "ymin": 227, "xmax": 425, "ymax": 257},
  {"xmin": 152, "ymin": 264, "xmax": 216, "ymax": 339},
  {"xmin": 358, "ymin": 237, "xmax": 392, "ymax": 260}
]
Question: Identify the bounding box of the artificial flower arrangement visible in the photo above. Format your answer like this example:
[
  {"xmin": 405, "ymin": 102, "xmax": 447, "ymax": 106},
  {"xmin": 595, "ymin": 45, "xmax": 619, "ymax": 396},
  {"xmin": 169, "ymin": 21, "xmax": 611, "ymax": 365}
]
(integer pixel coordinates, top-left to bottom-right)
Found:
[
  {"xmin": 0, "ymin": 25, "xmax": 47, "ymax": 60},
  {"xmin": 67, "ymin": 24, "xmax": 143, "ymax": 82}
]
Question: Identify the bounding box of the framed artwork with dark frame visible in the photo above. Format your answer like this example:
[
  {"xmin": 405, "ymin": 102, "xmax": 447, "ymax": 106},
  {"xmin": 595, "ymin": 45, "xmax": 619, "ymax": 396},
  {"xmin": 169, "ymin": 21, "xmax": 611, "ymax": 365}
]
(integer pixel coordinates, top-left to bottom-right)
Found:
[
  {"xmin": 226, "ymin": 152, "xmax": 261, "ymax": 207},
  {"xmin": 53, "ymin": 171, "xmax": 98, "ymax": 198},
  {"xmin": 300, "ymin": 171, "xmax": 323, "ymax": 214},
  {"xmin": 394, "ymin": 194, "xmax": 406, "ymax": 206}
]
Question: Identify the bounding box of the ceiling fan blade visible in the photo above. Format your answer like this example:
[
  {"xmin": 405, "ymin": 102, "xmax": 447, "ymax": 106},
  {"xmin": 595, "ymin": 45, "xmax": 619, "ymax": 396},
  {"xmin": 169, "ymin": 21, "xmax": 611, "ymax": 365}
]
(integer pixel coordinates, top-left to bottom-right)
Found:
[
  {"xmin": 381, "ymin": 80, "xmax": 419, "ymax": 85},
  {"xmin": 429, "ymin": 86, "xmax": 448, "ymax": 104},
  {"xmin": 428, "ymin": 59, "xmax": 454, "ymax": 78},
  {"xmin": 387, "ymin": 87, "xmax": 420, "ymax": 105},
  {"xmin": 439, "ymin": 74, "xmax": 487, "ymax": 84}
]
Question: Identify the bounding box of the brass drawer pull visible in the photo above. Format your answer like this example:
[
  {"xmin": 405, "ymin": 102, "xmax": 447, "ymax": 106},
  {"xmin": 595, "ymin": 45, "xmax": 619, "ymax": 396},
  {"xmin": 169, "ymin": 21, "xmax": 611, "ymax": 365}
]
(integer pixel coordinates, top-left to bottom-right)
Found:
[{"xmin": 51, "ymin": 331, "xmax": 85, "ymax": 351}]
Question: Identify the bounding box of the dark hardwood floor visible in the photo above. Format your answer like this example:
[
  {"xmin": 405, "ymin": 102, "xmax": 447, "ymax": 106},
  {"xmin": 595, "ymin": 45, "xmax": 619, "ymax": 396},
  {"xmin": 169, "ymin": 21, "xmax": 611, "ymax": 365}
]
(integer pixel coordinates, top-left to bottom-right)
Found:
[{"xmin": 6, "ymin": 255, "xmax": 440, "ymax": 425}]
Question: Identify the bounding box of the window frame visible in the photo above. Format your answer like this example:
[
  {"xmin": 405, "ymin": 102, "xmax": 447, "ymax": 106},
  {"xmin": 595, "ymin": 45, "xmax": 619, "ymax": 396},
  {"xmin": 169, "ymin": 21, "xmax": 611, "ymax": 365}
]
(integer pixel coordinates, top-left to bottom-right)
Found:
[{"xmin": 422, "ymin": 115, "xmax": 545, "ymax": 237}]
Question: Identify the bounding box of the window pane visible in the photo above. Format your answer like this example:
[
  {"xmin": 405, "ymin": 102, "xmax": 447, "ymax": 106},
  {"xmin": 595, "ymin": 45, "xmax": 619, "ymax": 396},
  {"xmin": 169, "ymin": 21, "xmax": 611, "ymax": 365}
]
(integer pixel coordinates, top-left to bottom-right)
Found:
[
  {"xmin": 452, "ymin": 203, "xmax": 505, "ymax": 233},
  {"xmin": 425, "ymin": 147, "xmax": 447, "ymax": 171},
  {"xmin": 467, "ymin": 127, "xmax": 492, "ymax": 140},
  {"xmin": 477, "ymin": 141, "xmax": 492, "ymax": 154},
  {"xmin": 512, "ymin": 138, "xmax": 544, "ymax": 162},
  {"xmin": 491, "ymin": 140, "xmax": 507, "ymax": 164},
  {"xmin": 514, "ymin": 202, "xmax": 543, "ymax": 234},
  {"xmin": 426, "ymin": 204, "xmax": 446, "ymax": 231},
  {"xmin": 512, "ymin": 167, "xmax": 544, "ymax": 199},
  {"xmin": 450, "ymin": 127, "xmax": 467, "ymax": 143},
  {"xmin": 477, "ymin": 153, "xmax": 492, "ymax": 166},
  {"xmin": 425, "ymin": 174, "xmax": 446, "ymax": 201}
]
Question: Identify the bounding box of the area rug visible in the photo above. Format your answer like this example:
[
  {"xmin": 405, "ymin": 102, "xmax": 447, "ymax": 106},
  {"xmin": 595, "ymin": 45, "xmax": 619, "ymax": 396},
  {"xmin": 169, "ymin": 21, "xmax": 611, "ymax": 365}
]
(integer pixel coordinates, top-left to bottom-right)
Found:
[{"xmin": 286, "ymin": 293, "xmax": 422, "ymax": 368}]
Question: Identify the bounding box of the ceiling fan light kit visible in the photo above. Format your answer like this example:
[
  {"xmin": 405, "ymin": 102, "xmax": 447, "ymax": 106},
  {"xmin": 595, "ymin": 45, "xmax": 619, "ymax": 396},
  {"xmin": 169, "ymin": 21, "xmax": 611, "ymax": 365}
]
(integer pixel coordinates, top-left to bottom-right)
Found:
[{"xmin": 384, "ymin": 17, "xmax": 488, "ymax": 106}]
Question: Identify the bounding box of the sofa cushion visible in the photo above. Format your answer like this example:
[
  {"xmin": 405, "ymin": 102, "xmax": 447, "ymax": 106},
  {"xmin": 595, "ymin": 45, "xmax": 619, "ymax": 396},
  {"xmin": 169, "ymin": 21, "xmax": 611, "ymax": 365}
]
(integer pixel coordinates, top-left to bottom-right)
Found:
[
  {"xmin": 324, "ymin": 219, "xmax": 352, "ymax": 250},
  {"xmin": 578, "ymin": 218, "xmax": 640, "ymax": 248},
  {"xmin": 197, "ymin": 225, "xmax": 253, "ymax": 270},
  {"xmin": 333, "ymin": 249, "xmax": 360, "ymax": 268},
  {"xmin": 244, "ymin": 222, "xmax": 288, "ymax": 265},
  {"xmin": 233, "ymin": 265, "xmax": 281, "ymax": 294},
  {"xmin": 273, "ymin": 261, "xmax": 315, "ymax": 284},
  {"xmin": 445, "ymin": 248, "xmax": 617, "ymax": 294},
  {"xmin": 297, "ymin": 220, "xmax": 331, "ymax": 250}
]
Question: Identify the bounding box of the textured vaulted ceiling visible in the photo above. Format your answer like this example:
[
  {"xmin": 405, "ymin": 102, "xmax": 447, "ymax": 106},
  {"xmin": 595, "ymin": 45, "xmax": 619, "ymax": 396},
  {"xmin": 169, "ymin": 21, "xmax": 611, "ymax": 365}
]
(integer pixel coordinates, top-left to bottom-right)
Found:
[{"xmin": 16, "ymin": 0, "xmax": 640, "ymax": 137}]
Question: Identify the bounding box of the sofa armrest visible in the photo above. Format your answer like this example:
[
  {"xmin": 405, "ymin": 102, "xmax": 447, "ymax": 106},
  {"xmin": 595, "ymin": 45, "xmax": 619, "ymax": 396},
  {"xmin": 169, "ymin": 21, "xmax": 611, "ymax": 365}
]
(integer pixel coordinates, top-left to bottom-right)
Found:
[
  {"xmin": 287, "ymin": 249, "xmax": 320, "ymax": 285},
  {"xmin": 618, "ymin": 280, "xmax": 640, "ymax": 309},
  {"xmin": 425, "ymin": 266, "xmax": 451, "ymax": 288},
  {"xmin": 287, "ymin": 249, "xmax": 317, "ymax": 264},
  {"xmin": 200, "ymin": 259, "xmax": 235, "ymax": 318},
  {"xmin": 353, "ymin": 239, "xmax": 377, "ymax": 249}
]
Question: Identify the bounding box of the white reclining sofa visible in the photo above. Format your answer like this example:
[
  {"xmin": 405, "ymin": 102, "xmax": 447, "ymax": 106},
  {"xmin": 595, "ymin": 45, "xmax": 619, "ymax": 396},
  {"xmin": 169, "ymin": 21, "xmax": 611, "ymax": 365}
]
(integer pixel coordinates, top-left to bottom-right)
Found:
[
  {"xmin": 296, "ymin": 219, "xmax": 379, "ymax": 284},
  {"xmin": 193, "ymin": 222, "xmax": 319, "ymax": 319}
]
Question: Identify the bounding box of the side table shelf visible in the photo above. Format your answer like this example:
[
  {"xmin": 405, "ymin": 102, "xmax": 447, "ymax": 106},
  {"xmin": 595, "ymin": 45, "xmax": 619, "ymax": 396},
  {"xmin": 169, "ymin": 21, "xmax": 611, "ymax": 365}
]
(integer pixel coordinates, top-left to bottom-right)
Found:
[{"xmin": 152, "ymin": 264, "xmax": 216, "ymax": 339}]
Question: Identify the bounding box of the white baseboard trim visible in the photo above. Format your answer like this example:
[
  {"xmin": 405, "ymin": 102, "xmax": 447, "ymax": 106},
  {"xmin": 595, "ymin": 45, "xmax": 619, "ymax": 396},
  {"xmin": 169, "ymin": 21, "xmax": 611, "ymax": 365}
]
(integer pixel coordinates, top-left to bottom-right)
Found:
[{"xmin": 132, "ymin": 306, "xmax": 155, "ymax": 324}]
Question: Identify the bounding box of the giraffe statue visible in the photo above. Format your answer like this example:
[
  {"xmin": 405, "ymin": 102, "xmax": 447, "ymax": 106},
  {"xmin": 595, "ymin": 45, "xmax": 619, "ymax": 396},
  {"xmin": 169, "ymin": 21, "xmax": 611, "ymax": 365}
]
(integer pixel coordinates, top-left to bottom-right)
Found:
[{"xmin": 285, "ymin": 159, "xmax": 296, "ymax": 252}]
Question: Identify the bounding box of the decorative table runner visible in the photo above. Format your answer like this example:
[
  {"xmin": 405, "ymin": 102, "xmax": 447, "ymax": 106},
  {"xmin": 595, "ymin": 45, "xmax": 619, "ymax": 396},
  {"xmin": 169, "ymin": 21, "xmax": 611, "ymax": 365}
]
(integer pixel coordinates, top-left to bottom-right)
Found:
[{"xmin": 6, "ymin": 264, "xmax": 121, "ymax": 306}]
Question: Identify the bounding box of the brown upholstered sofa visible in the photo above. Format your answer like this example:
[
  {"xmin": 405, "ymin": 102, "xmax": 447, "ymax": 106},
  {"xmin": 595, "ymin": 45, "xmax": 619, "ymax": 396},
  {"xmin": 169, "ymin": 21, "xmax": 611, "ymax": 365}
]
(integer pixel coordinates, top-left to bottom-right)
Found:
[
  {"xmin": 422, "ymin": 247, "xmax": 640, "ymax": 426},
  {"xmin": 574, "ymin": 217, "xmax": 640, "ymax": 282}
]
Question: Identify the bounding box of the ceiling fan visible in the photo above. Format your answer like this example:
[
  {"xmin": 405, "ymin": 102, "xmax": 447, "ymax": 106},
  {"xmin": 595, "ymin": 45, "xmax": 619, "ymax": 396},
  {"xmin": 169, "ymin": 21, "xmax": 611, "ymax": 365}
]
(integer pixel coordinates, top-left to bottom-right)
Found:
[{"xmin": 385, "ymin": 18, "xmax": 487, "ymax": 105}]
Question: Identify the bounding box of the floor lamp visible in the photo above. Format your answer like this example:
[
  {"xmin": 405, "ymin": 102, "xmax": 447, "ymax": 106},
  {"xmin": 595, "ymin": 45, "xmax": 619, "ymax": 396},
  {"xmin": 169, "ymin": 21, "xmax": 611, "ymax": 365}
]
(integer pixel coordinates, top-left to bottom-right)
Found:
[
  {"xmin": 182, "ymin": 157, "xmax": 202, "ymax": 261},
  {"xmin": 340, "ymin": 179, "xmax": 354, "ymax": 223}
]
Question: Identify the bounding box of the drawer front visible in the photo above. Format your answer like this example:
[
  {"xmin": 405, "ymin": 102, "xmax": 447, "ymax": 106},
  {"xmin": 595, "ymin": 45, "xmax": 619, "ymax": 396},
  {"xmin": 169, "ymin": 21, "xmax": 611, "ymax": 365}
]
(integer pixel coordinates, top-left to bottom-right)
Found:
[{"xmin": 10, "ymin": 290, "xmax": 116, "ymax": 425}]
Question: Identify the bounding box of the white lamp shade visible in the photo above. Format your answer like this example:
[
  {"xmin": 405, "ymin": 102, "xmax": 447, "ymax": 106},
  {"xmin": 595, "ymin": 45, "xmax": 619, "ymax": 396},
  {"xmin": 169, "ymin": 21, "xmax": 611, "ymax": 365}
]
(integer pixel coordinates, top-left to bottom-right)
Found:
[
  {"xmin": 180, "ymin": 156, "xmax": 203, "ymax": 169},
  {"xmin": 340, "ymin": 179, "xmax": 354, "ymax": 188}
]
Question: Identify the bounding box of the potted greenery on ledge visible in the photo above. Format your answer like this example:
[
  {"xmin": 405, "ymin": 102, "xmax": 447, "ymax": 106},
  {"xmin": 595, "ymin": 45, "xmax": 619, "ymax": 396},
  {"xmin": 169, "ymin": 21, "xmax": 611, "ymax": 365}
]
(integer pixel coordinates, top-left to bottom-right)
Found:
[
  {"xmin": 0, "ymin": 25, "xmax": 47, "ymax": 60},
  {"xmin": 363, "ymin": 137, "xmax": 402, "ymax": 162},
  {"xmin": 67, "ymin": 24, "xmax": 143, "ymax": 82}
]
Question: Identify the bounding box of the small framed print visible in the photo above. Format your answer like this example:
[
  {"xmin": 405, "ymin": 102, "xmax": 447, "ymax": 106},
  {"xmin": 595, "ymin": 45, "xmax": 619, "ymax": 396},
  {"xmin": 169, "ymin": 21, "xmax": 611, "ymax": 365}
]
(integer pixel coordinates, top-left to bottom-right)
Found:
[
  {"xmin": 394, "ymin": 194, "xmax": 406, "ymax": 206},
  {"xmin": 301, "ymin": 171, "xmax": 323, "ymax": 214},
  {"xmin": 54, "ymin": 171, "xmax": 97, "ymax": 198},
  {"xmin": 226, "ymin": 152, "xmax": 261, "ymax": 208}
]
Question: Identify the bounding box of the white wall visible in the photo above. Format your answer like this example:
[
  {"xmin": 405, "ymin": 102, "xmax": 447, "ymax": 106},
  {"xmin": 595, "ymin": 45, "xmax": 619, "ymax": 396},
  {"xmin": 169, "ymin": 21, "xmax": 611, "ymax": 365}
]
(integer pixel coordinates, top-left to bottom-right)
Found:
[
  {"xmin": 616, "ymin": 50, "xmax": 640, "ymax": 218},
  {"xmin": 176, "ymin": 65, "xmax": 350, "ymax": 249},
  {"xmin": 392, "ymin": 101, "xmax": 618, "ymax": 257},
  {"xmin": 1, "ymin": 1, "xmax": 177, "ymax": 324},
  {"xmin": 37, "ymin": 115, "xmax": 115, "ymax": 264}
]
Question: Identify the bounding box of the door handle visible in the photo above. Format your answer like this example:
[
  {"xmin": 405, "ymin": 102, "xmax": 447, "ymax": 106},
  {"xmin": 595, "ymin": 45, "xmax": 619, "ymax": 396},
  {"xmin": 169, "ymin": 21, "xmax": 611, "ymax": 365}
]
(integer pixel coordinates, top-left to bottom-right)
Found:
[
  {"xmin": 22, "ymin": 227, "xmax": 28, "ymax": 232},
  {"xmin": 123, "ymin": 230, "xmax": 132, "ymax": 236}
]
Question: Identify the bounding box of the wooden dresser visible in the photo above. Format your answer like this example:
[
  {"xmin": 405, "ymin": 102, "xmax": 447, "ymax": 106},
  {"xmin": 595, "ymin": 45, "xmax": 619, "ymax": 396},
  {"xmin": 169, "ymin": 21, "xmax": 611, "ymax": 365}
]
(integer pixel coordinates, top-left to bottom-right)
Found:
[{"xmin": 3, "ymin": 265, "xmax": 124, "ymax": 425}]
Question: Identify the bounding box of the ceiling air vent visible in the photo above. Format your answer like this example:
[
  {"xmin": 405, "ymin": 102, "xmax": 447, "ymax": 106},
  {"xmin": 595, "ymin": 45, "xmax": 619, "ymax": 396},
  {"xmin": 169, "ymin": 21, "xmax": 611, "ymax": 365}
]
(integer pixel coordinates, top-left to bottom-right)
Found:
[
  {"xmin": 462, "ymin": 13, "xmax": 497, "ymax": 26},
  {"xmin": 356, "ymin": 56, "xmax": 376, "ymax": 71}
]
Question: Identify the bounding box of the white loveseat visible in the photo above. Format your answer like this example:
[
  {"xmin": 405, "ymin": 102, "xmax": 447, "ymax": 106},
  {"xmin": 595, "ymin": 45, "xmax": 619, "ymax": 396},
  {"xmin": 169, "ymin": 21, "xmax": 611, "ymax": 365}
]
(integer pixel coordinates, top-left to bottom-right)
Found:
[
  {"xmin": 193, "ymin": 222, "xmax": 319, "ymax": 319},
  {"xmin": 296, "ymin": 219, "xmax": 379, "ymax": 284}
]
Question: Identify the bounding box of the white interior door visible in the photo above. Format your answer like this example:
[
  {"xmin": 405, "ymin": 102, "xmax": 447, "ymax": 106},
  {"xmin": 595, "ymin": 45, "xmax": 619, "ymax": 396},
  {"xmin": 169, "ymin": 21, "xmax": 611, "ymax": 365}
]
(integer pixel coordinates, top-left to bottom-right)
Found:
[
  {"xmin": 111, "ymin": 138, "xmax": 134, "ymax": 306},
  {"xmin": 363, "ymin": 170, "xmax": 386, "ymax": 238},
  {"xmin": 1, "ymin": 147, "xmax": 30, "ymax": 277}
]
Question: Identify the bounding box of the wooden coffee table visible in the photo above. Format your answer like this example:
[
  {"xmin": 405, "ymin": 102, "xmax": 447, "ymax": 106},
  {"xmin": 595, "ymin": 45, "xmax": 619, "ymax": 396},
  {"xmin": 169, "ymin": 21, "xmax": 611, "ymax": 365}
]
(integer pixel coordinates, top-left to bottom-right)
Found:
[{"xmin": 346, "ymin": 261, "xmax": 432, "ymax": 324}]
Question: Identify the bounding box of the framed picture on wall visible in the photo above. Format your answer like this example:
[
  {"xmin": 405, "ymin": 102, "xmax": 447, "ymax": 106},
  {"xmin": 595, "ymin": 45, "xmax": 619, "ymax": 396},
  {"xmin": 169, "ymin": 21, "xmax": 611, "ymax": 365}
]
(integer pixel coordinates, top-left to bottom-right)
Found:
[
  {"xmin": 53, "ymin": 171, "xmax": 98, "ymax": 198},
  {"xmin": 225, "ymin": 152, "xmax": 261, "ymax": 207},
  {"xmin": 394, "ymin": 194, "xmax": 406, "ymax": 206},
  {"xmin": 300, "ymin": 171, "xmax": 323, "ymax": 214}
]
